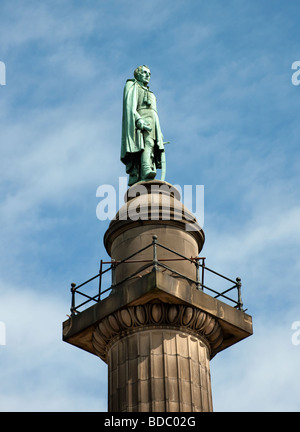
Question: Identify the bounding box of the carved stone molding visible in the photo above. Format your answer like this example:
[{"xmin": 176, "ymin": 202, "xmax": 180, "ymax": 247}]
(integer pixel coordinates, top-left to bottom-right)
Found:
[{"xmin": 92, "ymin": 303, "xmax": 223, "ymax": 362}]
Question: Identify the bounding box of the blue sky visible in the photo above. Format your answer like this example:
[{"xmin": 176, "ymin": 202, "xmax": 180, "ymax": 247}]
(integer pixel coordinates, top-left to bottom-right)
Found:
[{"xmin": 0, "ymin": 0, "xmax": 300, "ymax": 411}]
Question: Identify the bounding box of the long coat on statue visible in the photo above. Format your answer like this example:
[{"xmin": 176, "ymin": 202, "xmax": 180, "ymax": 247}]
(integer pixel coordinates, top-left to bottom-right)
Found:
[{"xmin": 120, "ymin": 79, "xmax": 165, "ymax": 184}]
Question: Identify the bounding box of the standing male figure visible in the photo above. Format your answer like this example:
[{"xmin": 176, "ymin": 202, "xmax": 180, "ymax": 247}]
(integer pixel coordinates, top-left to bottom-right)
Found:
[{"xmin": 121, "ymin": 65, "xmax": 166, "ymax": 186}]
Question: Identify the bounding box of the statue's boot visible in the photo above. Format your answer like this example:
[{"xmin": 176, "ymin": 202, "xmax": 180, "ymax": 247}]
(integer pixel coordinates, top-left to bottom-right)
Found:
[
  {"xmin": 128, "ymin": 173, "xmax": 139, "ymax": 186},
  {"xmin": 142, "ymin": 166, "xmax": 156, "ymax": 179},
  {"xmin": 140, "ymin": 144, "xmax": 156, "ymax": 180}
]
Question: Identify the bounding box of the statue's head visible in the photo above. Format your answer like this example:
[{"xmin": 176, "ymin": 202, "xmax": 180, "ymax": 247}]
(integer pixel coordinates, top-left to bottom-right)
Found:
[{"xmin": 134, "ymin": 65, "xmax": 151, "ymax": 86}]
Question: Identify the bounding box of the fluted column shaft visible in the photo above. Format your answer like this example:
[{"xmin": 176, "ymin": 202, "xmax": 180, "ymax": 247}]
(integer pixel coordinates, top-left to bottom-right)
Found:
[
  {"xmin": 108, "ymin": 328, "xmax": 212, "ymax": 412},
  {"xmin": 92, "ymin": 302, "xmax": 222, "ymax": 412}
]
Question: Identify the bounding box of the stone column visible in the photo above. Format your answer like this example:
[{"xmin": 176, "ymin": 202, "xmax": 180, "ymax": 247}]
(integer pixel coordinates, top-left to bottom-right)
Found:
[{"xmin": 92, "ymin": 303, "xmax": 223, "ymax": 412}]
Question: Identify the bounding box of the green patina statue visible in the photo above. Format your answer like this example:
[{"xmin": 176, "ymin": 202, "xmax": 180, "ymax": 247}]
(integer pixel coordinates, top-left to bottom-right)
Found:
[{"xmin": 121, "ymin": 65, "xmax": 166, "ymax": 186}]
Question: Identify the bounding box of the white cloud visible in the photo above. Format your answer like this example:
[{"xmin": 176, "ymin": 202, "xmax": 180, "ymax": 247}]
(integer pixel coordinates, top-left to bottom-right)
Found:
[
  {"xmin": 0, "ymin": 281, "xmax": 107, "ymax": 411},
  {"xmin": 0, "ymin": 3, "xmax": 99, "ymax": 53},
  {"xmin": 211, "ymin": 312, "xmax": 300, "ymax": 412},
  {"xmin": 0, "ymin": 101, "xmax": 121, "ymax": 221}
]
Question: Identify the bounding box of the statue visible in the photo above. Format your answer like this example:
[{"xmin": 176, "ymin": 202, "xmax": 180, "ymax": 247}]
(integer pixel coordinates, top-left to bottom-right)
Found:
[{"xmin": 121, "ymin": 65, "xmax": 166, "ymax": 186}]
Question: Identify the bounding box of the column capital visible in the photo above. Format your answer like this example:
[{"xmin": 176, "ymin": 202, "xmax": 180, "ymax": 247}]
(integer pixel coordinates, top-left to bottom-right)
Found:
[{"xmin": 92, "ymin": 302, "xmax": 223, "ymax": 362}]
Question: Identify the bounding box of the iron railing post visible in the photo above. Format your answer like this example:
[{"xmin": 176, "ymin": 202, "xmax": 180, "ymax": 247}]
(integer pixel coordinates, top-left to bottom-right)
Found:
[
  {"xmin": 111, "ymin": 259, "xmax": 116, "ymax": 288},
  {"xmin": 236, "ymin": 277, "xmax": 243, "ymax": 310},
  {"xmin": 70, "ymin": 282, "xmax": 76, "ymax": 316},
  {"xmin": 195, "ymin": 258, "xmax": 201, "ymax": 290},
  {"xmin": 152, "ymin": 235, "xmax": 158, "ymax": 271},
  {"xmin": 201, "ymin": 258, "xmax": 205, "ymax": 291},
  {"xmin": 98, "ymin": 259, "xmax": 103, "ymax": 301}
]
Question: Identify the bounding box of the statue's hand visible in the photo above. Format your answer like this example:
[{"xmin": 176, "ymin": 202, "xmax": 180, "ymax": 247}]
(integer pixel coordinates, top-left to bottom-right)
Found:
[{"xmin": 136, "ymin": 119, "xmax": 152, "ymax": 132}]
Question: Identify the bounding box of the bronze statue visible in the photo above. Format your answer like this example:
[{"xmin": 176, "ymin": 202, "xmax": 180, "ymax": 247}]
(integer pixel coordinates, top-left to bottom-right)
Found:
[{"xmin": 121, "ymin": 65, "xmax": 166, "ymax": 186}]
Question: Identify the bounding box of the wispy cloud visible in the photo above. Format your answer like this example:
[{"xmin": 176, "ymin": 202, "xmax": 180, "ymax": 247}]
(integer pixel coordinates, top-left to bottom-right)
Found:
[
  {"xmin": 0, "ymin": 280, "xmax": 107, "ymax": 411},
  {"xmin": 211, "ymin": 313, "xmax": 300, "ymax": 411}
]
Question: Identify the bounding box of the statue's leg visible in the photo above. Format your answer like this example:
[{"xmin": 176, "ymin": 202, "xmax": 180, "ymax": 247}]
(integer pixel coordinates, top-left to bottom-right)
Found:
[
  {"xmin": 140, "ymin": 138, "xmax": 156, "ymax": 180},
  {"xmin": 128, "ymin": 153, "xmax": 141, "ymax": 186}
]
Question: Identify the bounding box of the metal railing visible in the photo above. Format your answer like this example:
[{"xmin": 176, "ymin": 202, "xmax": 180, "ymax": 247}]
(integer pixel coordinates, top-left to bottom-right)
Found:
[{"xmin": 69, "ymin": 235, "xmax": 244, "ymax": 316}]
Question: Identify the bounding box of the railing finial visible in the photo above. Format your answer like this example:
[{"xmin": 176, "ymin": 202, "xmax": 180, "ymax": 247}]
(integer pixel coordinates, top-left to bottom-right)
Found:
[{"xmin": 236, "ymin": 277, "xmax": 243, "ymax": 311}]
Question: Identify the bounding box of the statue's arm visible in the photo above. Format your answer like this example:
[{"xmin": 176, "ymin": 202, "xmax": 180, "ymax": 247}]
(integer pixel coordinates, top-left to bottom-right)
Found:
[
  {"xmin": 124, "ymin": 80, "xmax": 152, "ymax": 132},
  {"xmin": 136, "ymin": 118, "xmax": 152, "ymax": 132}
]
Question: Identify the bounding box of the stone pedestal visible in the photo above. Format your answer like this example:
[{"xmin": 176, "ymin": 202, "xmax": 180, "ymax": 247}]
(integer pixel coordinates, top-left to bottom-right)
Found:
[
  {"xmin": 104, "ymin": 181, "xmax": 205, "ymax": 288},
  {"xmin": 62, "ymin": 181, "xmax": 253, "ymax": 412}
]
